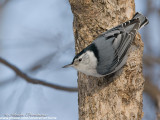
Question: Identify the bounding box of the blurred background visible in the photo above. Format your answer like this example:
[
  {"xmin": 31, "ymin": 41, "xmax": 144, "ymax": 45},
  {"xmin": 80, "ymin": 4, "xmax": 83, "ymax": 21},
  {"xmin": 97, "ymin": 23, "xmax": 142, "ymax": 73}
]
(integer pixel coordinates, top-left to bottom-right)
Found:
[{"xmin": 0, "ymin": 0, "xmax": 159, "ymax": 120}]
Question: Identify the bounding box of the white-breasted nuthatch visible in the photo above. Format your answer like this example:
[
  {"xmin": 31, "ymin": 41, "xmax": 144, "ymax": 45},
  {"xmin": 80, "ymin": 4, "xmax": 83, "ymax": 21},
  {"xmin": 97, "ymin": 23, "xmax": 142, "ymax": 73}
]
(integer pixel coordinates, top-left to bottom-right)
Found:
[{"xmin": 63, "ymin": 12, "xmax": 149, "ymax": 77}]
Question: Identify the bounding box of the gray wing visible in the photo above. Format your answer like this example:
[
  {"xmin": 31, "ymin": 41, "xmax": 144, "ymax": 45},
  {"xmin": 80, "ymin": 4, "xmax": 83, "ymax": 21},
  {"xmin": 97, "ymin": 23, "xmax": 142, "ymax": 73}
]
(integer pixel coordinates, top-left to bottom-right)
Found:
[{"xmin": 94, "ymin": 18, "xmax": 140, "ymax": 75}]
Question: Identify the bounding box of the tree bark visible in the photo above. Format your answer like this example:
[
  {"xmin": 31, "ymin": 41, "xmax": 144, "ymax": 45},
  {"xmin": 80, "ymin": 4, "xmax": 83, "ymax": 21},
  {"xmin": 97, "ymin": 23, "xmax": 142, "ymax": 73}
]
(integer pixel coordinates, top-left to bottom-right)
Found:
[{"xmin": 69, "ymin": 0, "xmax": 144, "ymax": 119}]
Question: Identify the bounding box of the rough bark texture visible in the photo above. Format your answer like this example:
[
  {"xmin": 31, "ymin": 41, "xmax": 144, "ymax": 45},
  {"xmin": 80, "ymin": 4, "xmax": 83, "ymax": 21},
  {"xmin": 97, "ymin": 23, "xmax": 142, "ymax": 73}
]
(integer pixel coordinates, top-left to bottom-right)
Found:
[{"xmin": 69, "ymin": 0, "xmax": 145, "ymax": 119}]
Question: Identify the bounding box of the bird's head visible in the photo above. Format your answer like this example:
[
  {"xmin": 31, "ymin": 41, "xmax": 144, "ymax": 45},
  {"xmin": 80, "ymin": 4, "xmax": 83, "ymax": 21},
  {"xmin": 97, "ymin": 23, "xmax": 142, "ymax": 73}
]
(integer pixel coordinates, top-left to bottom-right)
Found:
[{"xmin": 63, "ymin": 50, "xmax": 93, "ymax": 73}]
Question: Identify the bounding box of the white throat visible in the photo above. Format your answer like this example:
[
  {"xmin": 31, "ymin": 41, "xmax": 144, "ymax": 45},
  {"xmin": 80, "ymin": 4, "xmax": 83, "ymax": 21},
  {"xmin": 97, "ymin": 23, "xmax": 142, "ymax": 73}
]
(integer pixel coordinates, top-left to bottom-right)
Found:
[{"xmin": 74, "ymin": 51, "xmax": 99, "ymax": 76}]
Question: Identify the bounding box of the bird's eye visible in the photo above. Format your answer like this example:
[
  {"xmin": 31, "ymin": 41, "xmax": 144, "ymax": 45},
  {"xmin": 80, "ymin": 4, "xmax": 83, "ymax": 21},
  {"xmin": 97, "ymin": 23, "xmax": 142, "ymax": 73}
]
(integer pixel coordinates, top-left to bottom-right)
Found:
[{"xmin": 79, "ymin": 58, "xmax": 82, "ymax": 62}]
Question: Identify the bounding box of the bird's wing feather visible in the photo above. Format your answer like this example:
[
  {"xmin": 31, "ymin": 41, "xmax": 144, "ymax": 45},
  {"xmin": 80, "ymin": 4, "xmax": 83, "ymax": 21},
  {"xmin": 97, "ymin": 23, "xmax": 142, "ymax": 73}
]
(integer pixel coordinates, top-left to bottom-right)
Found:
[{"xmin": 94, "ymin": 18, "xmax": 140, "ymax": 75}]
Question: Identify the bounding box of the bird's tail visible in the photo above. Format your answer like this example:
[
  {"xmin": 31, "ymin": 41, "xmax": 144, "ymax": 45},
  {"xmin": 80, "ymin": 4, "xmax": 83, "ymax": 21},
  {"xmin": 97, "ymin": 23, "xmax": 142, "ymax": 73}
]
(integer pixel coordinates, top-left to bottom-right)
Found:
[{"xmin": 132, "ymin": 12, "xmax": 149, "ymax": 29}]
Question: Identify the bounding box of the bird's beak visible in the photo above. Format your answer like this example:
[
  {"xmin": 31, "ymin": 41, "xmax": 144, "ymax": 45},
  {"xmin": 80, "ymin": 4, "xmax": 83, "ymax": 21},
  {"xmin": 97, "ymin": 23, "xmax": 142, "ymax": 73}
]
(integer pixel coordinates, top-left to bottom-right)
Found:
[{"xmin": 62, "ymin": 63, "xmax": 73, "ymax": 68}]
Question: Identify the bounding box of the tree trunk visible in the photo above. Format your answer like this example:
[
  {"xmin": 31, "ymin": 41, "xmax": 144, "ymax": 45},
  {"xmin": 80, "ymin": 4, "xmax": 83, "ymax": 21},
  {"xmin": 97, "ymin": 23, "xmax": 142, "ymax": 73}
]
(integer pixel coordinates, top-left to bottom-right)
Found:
[{"xmin": 69, "ymin": 0, "xmax": 144, "ymax": 119}]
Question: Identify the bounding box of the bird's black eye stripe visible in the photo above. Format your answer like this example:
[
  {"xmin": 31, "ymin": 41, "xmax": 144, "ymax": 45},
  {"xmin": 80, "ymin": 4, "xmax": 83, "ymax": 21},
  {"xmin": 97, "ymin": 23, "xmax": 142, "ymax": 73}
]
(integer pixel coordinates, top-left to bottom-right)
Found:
[{"xmin": 79, "ymin": 58, "xmax": 82, "ymax": 62}]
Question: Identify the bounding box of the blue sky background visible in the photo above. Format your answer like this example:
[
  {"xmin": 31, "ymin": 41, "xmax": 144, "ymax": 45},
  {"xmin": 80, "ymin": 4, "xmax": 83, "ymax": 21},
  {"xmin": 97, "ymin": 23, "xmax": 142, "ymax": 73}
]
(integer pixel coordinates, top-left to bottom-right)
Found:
[{"xmin": 0, "ymin": 0, "xmax": 159, "ymax": 120}]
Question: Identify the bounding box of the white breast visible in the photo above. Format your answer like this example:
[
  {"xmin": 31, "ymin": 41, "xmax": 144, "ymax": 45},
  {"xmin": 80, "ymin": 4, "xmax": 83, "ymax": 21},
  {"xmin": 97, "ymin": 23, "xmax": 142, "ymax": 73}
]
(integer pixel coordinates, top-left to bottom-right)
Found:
[{"xmin": 75, "ymin": 51, "xmax": 104, "ymax": 77}]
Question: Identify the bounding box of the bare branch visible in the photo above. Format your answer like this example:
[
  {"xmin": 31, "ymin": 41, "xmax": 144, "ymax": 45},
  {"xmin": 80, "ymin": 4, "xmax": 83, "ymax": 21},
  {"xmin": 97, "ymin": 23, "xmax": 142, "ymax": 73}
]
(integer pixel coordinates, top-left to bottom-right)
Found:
[
  {"xmin": 0, "ymin": 57, "xmax": 78, "ymax": 92},
  {"xmin": 0, "ymin": 0, "xmax": 10, "ymax": 10},
  {"xmin": 0, "ymin": 52, "xmax": 56, "ymax": 86},
  {"xmin": 143, "ymin": 55, "xmax": 160, "ymax": 65},
  {"xmin": 144, "ymin": 78, "xmax": 160, "ymax": 103}
]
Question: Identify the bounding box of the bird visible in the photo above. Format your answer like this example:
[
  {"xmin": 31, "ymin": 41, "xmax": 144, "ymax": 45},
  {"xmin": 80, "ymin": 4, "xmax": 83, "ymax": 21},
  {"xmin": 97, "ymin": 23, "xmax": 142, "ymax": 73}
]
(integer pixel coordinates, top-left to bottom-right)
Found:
[{"xmin": 63, "ymin": 12, "xmax": 149, "ymax": 77}]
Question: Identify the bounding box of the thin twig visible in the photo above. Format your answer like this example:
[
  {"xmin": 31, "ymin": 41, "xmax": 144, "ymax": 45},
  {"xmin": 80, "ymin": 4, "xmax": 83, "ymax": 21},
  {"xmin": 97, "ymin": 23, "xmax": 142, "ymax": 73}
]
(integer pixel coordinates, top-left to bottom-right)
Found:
[
  {"xmin": 0, "ymin": 42, "xmax": 73, "ymax": 86},
  {"xmin": 0, "ymin": 0, "xmax": 10, "ymax": 10},
  {"xmin": 143, "ymin": 55, "xmax": 160, "ymax": 65},
  {"xmin": 144, "ymin": 78, "xmax": 160, "ymax": 103},
  {"xmin": 0, "ymin": 57, "xmax": 78, "ymax": 92}
]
